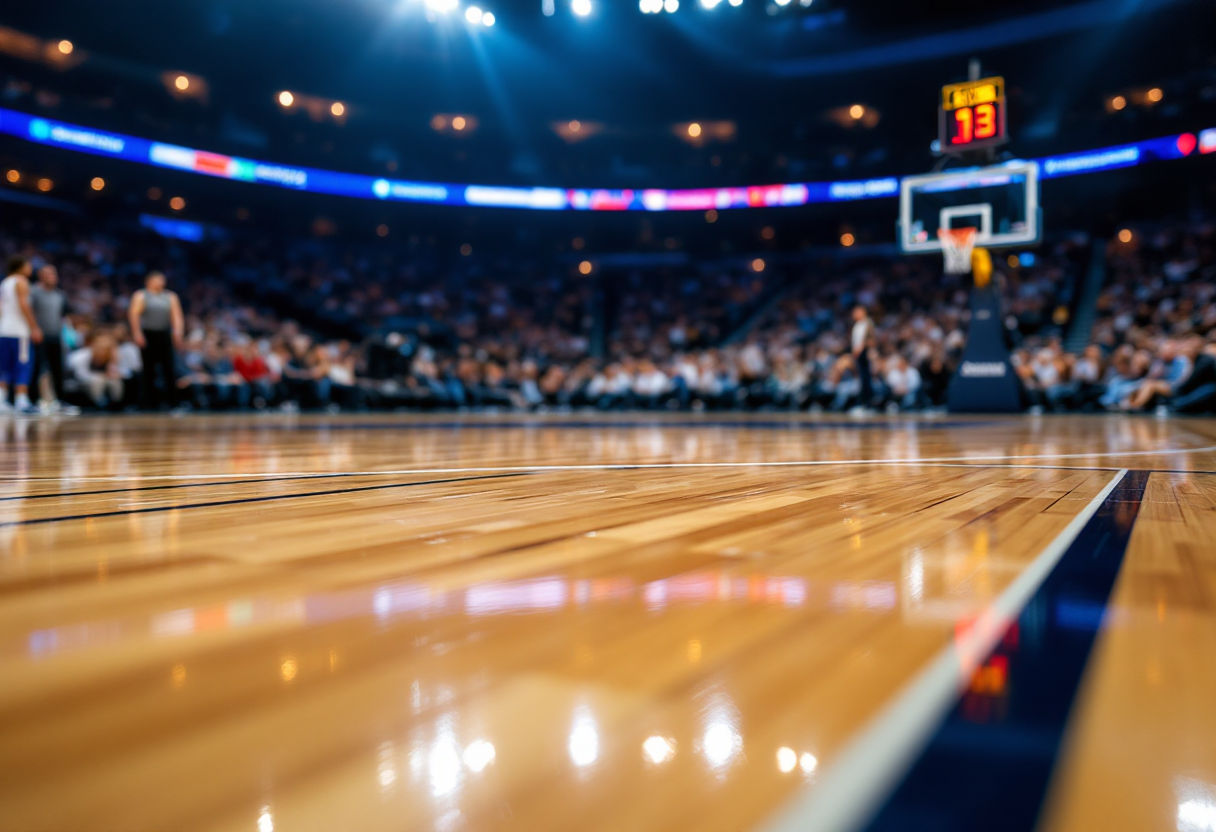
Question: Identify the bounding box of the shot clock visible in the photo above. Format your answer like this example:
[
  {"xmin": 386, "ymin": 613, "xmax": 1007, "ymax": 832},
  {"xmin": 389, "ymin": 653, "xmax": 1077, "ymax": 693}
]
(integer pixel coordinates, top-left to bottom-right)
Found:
[{"xmin": 939, "ymin": 76, "xmax": 1008, "ymax": 153}]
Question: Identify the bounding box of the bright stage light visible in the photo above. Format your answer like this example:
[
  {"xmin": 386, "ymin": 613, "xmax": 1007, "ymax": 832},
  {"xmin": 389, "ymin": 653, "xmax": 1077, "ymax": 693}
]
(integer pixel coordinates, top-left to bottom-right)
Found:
[
  {"xmin": 664, "ymin": 0, "xmax": 679, "ymax": 12},
  {"xmin": 57, "ymin": 40, "xmax": 74, "ymax": 55},
  {"xmin": 278, "ymin": 91, "xmax": 294, "ymax": 107},
  {"xmin": 775, "ymin": 0, "xmax": 792, "ymax": 6},
  {"xmin": 174, "ymin": 75, "xmax": 190, "ymax": 91},
  {"xmin": 483, "ymin": 11, "xmax": 495, "ymax": 25},
  {"xmin": 572, "ymin": 0, "xmax": 592, "ymax": 16},
  {"xmin": 466, "ymin": 6, "xmax": 484, "ymax": 23},
  {"xmin": 331, "ymin": 101, "xmax": 345, "ymax": 117},
  {"xmin": 729, "ymin": 0, "xmax": 743, "ymax": 6},
  {"xmin": 701, "ymin": 0, "xmax": 722, "ymax": 8},
  {"xmin": 426, "ymin": 0, "xmax": 460, "ymax": 13},
  {"xmin": 640, "ymin": 0, "xmax": 662, "ymax": 12}
]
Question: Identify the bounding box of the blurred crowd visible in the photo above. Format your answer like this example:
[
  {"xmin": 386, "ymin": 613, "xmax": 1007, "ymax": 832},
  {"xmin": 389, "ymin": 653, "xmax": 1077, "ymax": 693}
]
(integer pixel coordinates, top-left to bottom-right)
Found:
[
  {"xmin": 1, "ymin": 219, "xmax": 1213, "ymax": 416},
  {"xmin": 1013, "ymin": 224, "xmax": 1216, "ymax": 414}
]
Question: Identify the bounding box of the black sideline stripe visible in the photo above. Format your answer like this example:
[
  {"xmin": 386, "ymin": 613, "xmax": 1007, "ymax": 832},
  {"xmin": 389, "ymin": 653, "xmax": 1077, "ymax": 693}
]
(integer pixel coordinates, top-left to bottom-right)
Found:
[{"xmin": 859, "ymin": 469, "xmax": 1150, "ymax": 832}]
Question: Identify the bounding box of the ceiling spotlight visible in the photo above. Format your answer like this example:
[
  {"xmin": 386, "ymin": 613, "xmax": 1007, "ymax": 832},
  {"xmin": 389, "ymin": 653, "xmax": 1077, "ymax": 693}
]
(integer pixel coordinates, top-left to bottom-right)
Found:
[
  {"xmin": 700, "ymin": 0, "xmax": 721, "ymax": 7},
  {"xmin": 174, "ymin": 75, "xmax": 190, "ymax": 91},
  {"xmin": 849, "ymin": 104, "xmax": 865, "ymax": 120},
  {"xmin": 57, "ymin": 40, "xmax": 74, "ymax": 55},
  {"xmin": 664, "ymin": 0, "xmax": 679, "ymax": 11},
  {"xmin": 799, "ymin": 0, "xmax": 812, "ymax": 5},
  {"xmin": 775, "ymin": 0, "xmax": 792, "ymax": 6},
  {"xmin": 452, "ymin": 115, "xmax": 467, "ymax": 130},
  {"xmin": 331, "ymin": 101, "xmax": 345, "ymax": 117},
  {"xmin": 90, "ymin": 177, "xmax": 105, "ymax": 191},
  {"xmin": 688, "ymin": 122, "xmax": 702, "ymax": 138},
  {"xmin": 572, "ymin": 0, "xmax": 592, "ymax": 15},
  {"xmin": 465, "ymin": 6, "xmax": 484, "ymax": 23},
  {"xmin": 278, "ymin": 91, "xmax": 294, "ymax": 107},
  {"xmin": 483, "ymin": 12, "xmax": 496, "ymax": 25},
  {"xmin": 425, "ymin": 0, "xmax": 460, "ymax": 12},
  {"xmin": 1146, "ymin": 87, "xmax": 1163, "ymax": 103},
  {"xmin": 1111, "ymin": 95, "xmax": 1127, "ymax": 111},
  {"xmin": 729, "ymin": 0, "xmax": 743, "ymax": 5}
]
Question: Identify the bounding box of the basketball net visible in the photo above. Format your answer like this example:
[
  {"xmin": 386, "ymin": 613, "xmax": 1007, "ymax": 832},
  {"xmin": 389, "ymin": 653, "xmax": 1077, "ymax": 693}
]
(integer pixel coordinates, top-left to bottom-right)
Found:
[{"xmin": 938, "ymin": 227, "xmax": 977, "ymax": 274}]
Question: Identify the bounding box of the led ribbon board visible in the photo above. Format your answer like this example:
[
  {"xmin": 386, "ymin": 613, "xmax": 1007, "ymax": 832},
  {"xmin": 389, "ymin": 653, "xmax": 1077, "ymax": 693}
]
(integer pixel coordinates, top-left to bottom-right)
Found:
[{"xmin": 0, "ymin": 107, "xmax": 1206, "ymax": 212}]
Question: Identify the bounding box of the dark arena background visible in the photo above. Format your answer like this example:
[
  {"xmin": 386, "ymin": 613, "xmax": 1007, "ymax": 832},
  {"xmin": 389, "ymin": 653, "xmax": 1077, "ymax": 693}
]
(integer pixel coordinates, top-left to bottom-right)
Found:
[{"xmin": 1, "ymin": 1, "xmax": 1215, "ymax": 831}]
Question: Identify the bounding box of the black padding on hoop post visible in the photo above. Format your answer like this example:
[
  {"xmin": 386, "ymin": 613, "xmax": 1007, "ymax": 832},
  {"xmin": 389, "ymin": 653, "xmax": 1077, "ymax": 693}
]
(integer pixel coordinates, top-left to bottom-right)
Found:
[{"xmin": 947, "ymin": 285, "xmax": 1023, "ymax": 413}]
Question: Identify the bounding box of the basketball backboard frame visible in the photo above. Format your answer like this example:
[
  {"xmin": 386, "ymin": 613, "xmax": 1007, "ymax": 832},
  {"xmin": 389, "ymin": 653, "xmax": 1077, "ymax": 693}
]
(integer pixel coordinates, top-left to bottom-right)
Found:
[{"xmin": 898, "ymin": 160, "xmax": 1040, "ymax": 253}]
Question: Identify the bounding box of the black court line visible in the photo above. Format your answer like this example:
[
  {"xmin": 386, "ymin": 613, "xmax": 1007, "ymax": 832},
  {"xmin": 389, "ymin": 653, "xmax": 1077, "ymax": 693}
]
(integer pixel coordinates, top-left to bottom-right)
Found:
[
  {"xmin": 0, "ymin": 472, "xmax": 533, "ymax": 528},
  {"xmin": 859, "ymin": 469, "xmax": 1150, "ymax": 832},
  {"xmin": 3, "ymin": 464, "xmax": 1213, "ymax": 503},
  {"xmin": 0, "ymin": 471, "xmax": 425, "ymax": 503}
]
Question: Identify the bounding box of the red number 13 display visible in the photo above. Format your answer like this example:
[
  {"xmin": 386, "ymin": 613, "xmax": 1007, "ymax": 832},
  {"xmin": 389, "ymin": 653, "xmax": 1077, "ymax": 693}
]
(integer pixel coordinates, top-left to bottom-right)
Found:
[{"xmin": 940, "ymin": 77, "xmax": 1008, "ymax": 153}]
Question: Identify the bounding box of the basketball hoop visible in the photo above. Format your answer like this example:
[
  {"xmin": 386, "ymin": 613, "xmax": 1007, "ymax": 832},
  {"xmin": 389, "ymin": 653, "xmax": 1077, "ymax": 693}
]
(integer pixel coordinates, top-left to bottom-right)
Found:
[{"xmin": 938, "ymin": 227, "xmax": 977, "ymax": 274}]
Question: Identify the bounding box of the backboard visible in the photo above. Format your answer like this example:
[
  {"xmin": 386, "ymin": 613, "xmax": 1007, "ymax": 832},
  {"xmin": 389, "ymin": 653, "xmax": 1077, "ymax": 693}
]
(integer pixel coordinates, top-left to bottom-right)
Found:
[{"xmin": 898, "ymin": 160, "xmax": 1040, "ymax": 253}]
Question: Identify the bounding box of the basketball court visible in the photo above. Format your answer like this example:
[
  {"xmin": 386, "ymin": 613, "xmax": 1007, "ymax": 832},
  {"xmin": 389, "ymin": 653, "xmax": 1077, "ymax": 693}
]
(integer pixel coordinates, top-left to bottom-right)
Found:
[
  {"xmin": 1, "ymin": 413, "xmax": 1214, "ymax": 831},
  {"xmin": 1, "ymin": 5, "xmax": 1214, "ymax": 829}
]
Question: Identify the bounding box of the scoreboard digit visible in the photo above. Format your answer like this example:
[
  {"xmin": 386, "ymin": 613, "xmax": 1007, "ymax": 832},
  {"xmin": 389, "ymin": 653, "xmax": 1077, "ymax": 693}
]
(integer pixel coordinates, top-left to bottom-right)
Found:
[{"xmin": 939, "ymin": 76, "xmax": 1007, "ymax": 153}]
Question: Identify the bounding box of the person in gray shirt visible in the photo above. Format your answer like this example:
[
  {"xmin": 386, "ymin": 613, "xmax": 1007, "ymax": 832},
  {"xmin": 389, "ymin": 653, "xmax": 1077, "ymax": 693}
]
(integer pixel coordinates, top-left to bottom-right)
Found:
[
  {"xmin": 30, "ymin": 264, "xmax": 71, "ymax": 410},
  {"xmin": 129, "ymin": 270, "xmax": 185, "ymax": 410}
]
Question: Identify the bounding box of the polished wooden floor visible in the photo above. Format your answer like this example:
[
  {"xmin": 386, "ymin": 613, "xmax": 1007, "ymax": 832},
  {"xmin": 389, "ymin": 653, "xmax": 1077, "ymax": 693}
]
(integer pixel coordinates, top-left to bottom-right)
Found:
[{"xmin": 0, "ymin": 414, "xmax": 1213, "ymax": 832}]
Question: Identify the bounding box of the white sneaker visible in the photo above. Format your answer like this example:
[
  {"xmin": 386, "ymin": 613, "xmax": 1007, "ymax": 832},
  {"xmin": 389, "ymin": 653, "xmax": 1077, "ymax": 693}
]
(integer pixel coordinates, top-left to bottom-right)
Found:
[
  {"xmin": 0, "ymin": 401, "xmax": 12, "ymax": 415},
  {"xmin": 13, "ymin": 402, "xmax": 41, "ymax": 416}
]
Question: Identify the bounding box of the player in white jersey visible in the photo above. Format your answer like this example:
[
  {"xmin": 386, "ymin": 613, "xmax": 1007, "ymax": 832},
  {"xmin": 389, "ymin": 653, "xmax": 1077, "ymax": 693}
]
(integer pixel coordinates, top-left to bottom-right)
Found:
[{"xmin": 0, "ymin": 255, "xmax": 45, "ymax": 415}]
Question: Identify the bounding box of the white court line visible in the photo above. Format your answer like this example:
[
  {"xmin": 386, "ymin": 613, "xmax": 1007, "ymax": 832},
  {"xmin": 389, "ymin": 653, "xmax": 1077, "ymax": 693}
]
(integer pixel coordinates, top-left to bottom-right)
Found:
[
  {"xmin": 758, "ymin": 468, "xmax": 1129, "ymax": 832},
  {"xmin": 1, "ymin": 444, "xmax": 1212, "ymax": 483}
]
